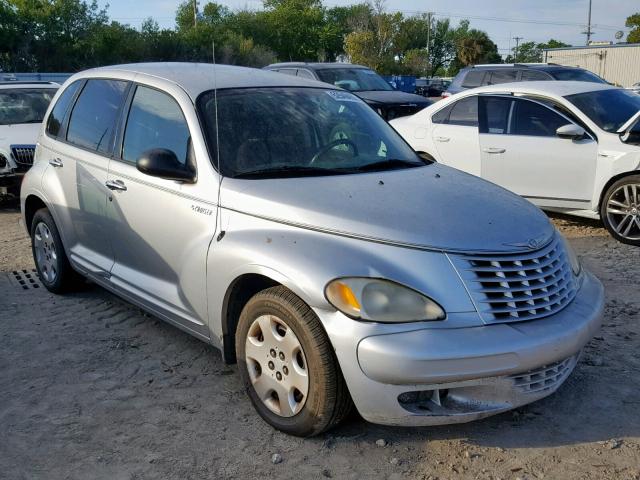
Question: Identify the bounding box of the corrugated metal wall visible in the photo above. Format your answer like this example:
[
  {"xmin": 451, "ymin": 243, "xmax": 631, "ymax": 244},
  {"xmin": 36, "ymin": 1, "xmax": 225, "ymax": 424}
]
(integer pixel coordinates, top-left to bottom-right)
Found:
[{"xmin": 543, "ymin": 44, "xmax": 640, "ymax": 87}]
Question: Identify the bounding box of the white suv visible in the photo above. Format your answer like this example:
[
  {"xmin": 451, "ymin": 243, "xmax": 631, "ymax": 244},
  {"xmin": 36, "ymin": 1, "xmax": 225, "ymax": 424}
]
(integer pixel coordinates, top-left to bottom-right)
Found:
[
  {"xmin": 391, "ymin": 81, "xmax": 640, "ymax": 245},
  {"xmin": 0, "ymin": 81, "xmax": 58, "ymax": 199}
]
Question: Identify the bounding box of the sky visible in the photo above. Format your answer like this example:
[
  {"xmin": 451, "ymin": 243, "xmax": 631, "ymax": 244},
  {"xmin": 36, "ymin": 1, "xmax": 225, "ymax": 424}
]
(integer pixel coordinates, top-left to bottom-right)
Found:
[{"xmin": 98, "ymin": 0, "xmax": 637, "ymax": 58}]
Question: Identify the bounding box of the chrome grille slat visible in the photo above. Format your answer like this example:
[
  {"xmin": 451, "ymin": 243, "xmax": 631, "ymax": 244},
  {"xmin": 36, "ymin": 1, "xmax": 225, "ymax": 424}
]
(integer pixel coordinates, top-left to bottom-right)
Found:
[
  {"xmin": 467, "ymin": 255, "xmax": 560, "ymax": 272},
  {"xmin": 10, "ymin": 144, "xmax": 36, "ymax": 172},
  {"xmin": 451, "ymin": 235, "xmax": 578, "ymax": 324}
]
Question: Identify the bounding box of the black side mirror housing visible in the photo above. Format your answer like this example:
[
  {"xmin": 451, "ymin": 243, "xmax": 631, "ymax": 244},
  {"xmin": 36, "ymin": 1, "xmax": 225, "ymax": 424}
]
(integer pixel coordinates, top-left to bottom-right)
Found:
[{"xmin": 136, "ymin": 148, "xmax": 197, "ymax": 183}]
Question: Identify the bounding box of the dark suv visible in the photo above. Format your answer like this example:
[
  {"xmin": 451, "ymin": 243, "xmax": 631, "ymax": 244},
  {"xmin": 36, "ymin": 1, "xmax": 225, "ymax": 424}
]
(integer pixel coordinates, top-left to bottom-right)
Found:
[
  {"xmin": 263, "ymin": 62, "xmax": 431, "ymax": 120},
  {"xmin": 444, "ymin": 63, "xmax": 607, "ymax": 97}
]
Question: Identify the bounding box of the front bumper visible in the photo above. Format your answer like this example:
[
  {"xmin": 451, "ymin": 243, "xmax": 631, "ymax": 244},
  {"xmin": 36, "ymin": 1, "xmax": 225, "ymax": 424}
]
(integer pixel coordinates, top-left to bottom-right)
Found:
[{"xmin": 316, "ymin": 270, "xmax": 604, "ymax": 426}]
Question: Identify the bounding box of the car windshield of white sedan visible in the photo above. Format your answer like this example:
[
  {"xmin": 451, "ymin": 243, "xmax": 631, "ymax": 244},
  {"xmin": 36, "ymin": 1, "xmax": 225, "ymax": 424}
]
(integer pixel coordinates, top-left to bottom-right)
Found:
[
  {"xmin": 566, "ymin": 89, "xmax": 640, "ymax": 132},
  {"xmin": 199, "ymin": 87, "xmax": 424, "ymax": 178},
  {"xmin": 315, "ymin": 68, "xmax": 393, "ymax": 92},
  {"xmin": 0, "ymin": 88, "xmax": 56, "ymax": 125}
]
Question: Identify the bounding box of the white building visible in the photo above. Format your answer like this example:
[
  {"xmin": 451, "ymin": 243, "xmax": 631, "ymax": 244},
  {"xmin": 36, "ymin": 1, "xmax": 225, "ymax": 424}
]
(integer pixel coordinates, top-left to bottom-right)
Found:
[{"xmin": 543, "ymin": 43, "xmax": 640, "ymax": 87}]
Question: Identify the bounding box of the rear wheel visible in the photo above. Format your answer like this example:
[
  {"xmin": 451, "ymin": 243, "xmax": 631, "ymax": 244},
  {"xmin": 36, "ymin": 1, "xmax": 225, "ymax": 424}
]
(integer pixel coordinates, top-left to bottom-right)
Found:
[
  {"xmin": 31, "ymin": 208, "xmax": 83, "ymax": 293},
  {"xmin": 235, "ymin": 286, "xmax": 352, "ymax": 437},
  {"xmin": 601, "ymin": 175, "xmax": 640, "ymax": 246}
]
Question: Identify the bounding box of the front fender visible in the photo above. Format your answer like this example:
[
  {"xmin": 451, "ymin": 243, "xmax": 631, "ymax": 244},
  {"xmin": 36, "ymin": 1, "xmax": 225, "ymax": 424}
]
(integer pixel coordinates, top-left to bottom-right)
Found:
[{"xmin": 206, "ymin": 208, "xmax": 477, "ymax": 344}]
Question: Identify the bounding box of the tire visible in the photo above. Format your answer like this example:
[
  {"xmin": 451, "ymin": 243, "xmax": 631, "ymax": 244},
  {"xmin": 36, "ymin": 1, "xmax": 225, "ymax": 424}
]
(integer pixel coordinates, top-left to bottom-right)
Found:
[
  {"xmin": 600, "ymin": 175, "xmax": 640, "ymax": 246},
  {"xmin": 30, "ymin": 208, "xmax": 83, "ymax": 293},
  {"xmin": 235, "ymin": 286, "xmax": 352, "ymax": 437}
]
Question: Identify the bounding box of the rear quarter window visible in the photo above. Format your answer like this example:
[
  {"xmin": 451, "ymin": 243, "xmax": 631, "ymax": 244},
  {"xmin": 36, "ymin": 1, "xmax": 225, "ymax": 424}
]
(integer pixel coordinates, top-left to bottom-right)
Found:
[{"xmin": 46, "ymin": 81, "xmax": 82, "ymax": 138}]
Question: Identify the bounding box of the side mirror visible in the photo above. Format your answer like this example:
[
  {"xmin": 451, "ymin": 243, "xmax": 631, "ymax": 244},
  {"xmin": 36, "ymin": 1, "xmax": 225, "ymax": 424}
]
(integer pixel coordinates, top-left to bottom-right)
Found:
[
  {"xmin": 556, "ymin": 123, "xmax": 586, "ymax": 140},
  {"xmin": 136, "ymin": 148, "xmax": 196, "ymax": 183}
]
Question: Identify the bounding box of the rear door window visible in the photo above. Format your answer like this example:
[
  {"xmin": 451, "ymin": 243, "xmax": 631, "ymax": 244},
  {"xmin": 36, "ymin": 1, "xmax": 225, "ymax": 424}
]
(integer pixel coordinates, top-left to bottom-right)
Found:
[
  {"xmin": 122, "ymin": 86, "xmax": 191, "ymax": 164},
  {"xmin": 520, "ymin": 70, "xmax": 551, "ymax": 81},
  {"xmin": 489, "ymin": 69, "xmax": 519, "ymax": 85},
  {"xmin": 461, "ymin": 70, "xmax": 485, "ymax": 88},
  {"xmin": 447, "ymin": 96, "xmax": 478, "ymax": 126},
  {"xmin": 479, "ymin": 96, "xmax": 513, "ymax": 134},
  {"xmin": 46, "ymin": 81, "xmax": 81, "ymax": 137},
  {"xmin": 296, "ymin": 69, "xmax": 316, "ymax": 80},
  {"xmin": 66, "ymin": 79, "xmax": 128, "ymax": 154}
]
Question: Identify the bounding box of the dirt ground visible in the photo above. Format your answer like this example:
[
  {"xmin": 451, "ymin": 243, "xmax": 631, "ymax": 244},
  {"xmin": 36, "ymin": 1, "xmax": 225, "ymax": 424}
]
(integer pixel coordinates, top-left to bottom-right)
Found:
[{"xmin": 1, "ymin": 202, "xmax": 639, "ymax": 480}]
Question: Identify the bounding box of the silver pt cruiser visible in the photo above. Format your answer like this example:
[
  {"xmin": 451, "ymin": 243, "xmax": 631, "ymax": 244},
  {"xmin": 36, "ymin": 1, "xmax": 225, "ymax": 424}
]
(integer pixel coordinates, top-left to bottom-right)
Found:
[{"xmin": 21, "ymin": 63, "xmax": 604, "ymax": 436}]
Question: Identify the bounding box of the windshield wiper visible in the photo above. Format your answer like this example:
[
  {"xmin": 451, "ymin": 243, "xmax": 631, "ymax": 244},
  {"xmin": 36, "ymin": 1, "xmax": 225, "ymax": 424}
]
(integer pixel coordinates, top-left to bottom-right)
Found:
[
  {"xmin": 233, "ymin": 165, "xmax": 349, "ymax": 179},
  {"xmin": 352, "ymin": 158, "xmax": 425, "ymax": 172}
]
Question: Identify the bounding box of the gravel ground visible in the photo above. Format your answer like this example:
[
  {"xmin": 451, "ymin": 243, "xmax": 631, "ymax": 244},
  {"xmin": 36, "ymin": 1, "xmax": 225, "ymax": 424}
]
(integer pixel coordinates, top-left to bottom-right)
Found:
[{"xmin": 1, "ymin": 202, "xmax": 639, "ymax": 480}]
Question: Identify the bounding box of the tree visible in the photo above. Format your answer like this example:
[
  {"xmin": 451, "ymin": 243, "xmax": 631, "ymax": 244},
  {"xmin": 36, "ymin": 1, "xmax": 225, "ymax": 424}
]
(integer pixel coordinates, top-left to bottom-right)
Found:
[
  {"xmin": 456, "ymin": 29, "xmax": 501, "ymax": 66},
  {"xmin": 626, "ymin": 13, "xmax": 640, "ymax": 43},
  {"xmin": 504, "ymin": 39, "xmax": 570, "ymax": 63},
  {"xmin": 262, "ymin": 0, "xmax": 331, "ymax": 61}
]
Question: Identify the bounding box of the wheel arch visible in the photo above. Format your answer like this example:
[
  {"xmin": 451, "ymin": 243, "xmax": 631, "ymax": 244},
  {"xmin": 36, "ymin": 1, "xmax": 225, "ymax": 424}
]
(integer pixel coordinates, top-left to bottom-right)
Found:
[
  {"xmin": 220, "ymin": 273, "xmax": 281, "ymax": 364},
  {"xmin": 24, "ymin": 194, "xmax": 48, "ymax": 232}
]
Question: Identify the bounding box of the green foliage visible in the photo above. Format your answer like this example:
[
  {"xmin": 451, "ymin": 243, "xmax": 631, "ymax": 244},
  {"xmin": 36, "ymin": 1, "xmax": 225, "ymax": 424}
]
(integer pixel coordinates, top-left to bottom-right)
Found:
[
  {"xmin": 0, "ymin": 0, "xmax": 521, "ymax": 77},
  {"xmin": 627, "ymin": 13, "xmax": 640, "ymax": 43},
  {"xmin": 504, "ymin": 39, "xmax": 570, "ymax": 63}
]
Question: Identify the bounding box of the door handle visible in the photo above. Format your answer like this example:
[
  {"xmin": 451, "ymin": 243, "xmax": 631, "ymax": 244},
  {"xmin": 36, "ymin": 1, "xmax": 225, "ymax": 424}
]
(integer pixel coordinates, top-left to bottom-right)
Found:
[
  {"xmin": 482, "ymin": 147, "xmax": 506, "ymax": 154},
  {"xmin": 49, "ymin": 158, "xmax": 63, "ymax": 168},
  {"xmin": 105, "ymin": 179, "xmax": 127, "ymax": 192},
  {"xmin": 435, "ymin": 136, "xmax": 450, "ymax": 142}
]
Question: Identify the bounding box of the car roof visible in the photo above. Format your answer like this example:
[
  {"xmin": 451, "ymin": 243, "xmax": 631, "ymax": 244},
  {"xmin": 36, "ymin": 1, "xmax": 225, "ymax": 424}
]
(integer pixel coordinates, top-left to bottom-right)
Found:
[
  {"xmin": 265, "ymin": 62, "xmax": 370, "ymax": 71},
  {"xmin": 464, "ymin": 80, "xmax": 616, "ymax": 97},
  {"xmin": 72, "ymin": 62, "xmax": 333, "ymax": 100},
  {"xmin": 462, "ymin": 63, "xmax": 586, "ymax": 72},
  {"xmin": 0, "ymin": 81, "xmax": 59, "ymax": 89}
]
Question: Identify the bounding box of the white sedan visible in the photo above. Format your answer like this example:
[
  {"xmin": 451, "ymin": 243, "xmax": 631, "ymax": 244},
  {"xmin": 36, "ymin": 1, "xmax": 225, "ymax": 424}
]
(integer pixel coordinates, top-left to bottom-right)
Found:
[{"xmin": 391, "ymin": 81, "xmax": 640, "ymax": 245}]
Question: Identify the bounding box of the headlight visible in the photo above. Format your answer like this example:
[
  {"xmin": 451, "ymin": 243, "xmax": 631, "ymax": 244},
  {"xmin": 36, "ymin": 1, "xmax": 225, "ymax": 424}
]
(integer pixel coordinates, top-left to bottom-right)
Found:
[
  {"xmin": 562, "ymin": 237, "xmax": 581, "ymax": 276},
  {"xmin": 325, "ymin": 278, "xmax": 445, "ymax": 323}
]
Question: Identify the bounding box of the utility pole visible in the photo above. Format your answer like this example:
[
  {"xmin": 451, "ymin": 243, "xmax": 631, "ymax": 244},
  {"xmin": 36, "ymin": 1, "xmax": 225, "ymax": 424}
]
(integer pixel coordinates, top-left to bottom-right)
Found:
[
  {"xmin": 583, "ymin": 0, "xmax": 594, "ymax": 45},
  {"xmin": 426, "ymin": 12, "xmax": 432, "ymax": 77},
  {"xmin": 513, "ymin": 36, "xmax": 523, "ymax": 63},
  {"xmin": 193, "ymin": 0, "xmax": 198, "ymax": 27}
]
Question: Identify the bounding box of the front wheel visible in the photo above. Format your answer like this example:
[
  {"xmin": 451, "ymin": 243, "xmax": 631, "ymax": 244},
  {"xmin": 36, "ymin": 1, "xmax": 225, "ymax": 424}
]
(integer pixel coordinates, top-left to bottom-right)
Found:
[
  {"xmin": 601, "ymin": 175, "xmax": 640, "ymax": 246},
  {"xmin": 235, "ymin": 286, "xmax": 352, "ymax": 437},
  {"xmin": 31, "ymin": 208, "xmax": 83, "ymax": 293}
]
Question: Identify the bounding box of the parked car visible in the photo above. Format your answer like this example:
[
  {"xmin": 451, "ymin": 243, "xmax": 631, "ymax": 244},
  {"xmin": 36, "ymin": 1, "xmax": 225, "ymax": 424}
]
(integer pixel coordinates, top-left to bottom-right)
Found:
[
  {"xmin": 263, "ymin": 62, "xmax": 431, "ymax": 120},
  {"xmin": 443, "ymin": 63, "xmax": 608, "ymax": 97},
  {"xmin": 0, "ymin": 81, "xmax": 58, "ymax": 200},
  {"xmin": 21, "ymin": 63, "xmax": 603, "ymax": 436},
  {"xmin": 391, "ymin": 81, "xmax": 640, "ymax": 245},
  {"xmin": 415, "ymin": 78, "xmax": 451, "ymax": 98}
]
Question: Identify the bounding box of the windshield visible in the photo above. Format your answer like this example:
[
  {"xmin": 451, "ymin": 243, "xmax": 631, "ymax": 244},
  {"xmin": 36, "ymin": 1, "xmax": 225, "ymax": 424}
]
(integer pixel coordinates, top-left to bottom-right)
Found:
[
  {"xmin": 315, "ymin": 68, "xmax": 393, "ymax": 92},
  {"xmin": 565, "ymin": 88, "xmax": 640, "ymax": 132},
  {"xmin": 0, "ymin": 88, "xmax": 56, "ymax": 125},
  {"xmin": 198, "ymin": 87, "xmax": 423, "ymax": 178},
  {"xmin": 549, "ymin": 69, "xmax": 606, "ymax": 83}
]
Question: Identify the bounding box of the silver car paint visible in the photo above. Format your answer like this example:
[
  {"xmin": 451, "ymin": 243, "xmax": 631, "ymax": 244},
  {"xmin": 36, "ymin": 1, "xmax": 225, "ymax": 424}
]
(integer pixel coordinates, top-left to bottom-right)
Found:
[{"xmin": 21, "ymin": 64, "xmax": 604, "ymax": 427}]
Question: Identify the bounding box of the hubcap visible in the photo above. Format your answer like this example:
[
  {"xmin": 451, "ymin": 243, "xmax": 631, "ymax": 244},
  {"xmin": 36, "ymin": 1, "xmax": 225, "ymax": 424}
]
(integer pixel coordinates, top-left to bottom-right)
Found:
[
  {"xmin": 33, "ymin": 222, "xmax": 58, "ymax": 283},
  {"xmin": 606, "ymin": 183, "xmax": 640, "ymax": 241},
  {"xmin": 244, "ymin": 315, "xmax": 309, "ymax": 417}
]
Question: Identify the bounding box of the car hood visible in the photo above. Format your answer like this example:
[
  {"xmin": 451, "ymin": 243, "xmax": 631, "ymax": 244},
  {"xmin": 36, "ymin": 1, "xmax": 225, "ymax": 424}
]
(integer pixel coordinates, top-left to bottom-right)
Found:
[
  {"xmin": 220, "ymin": 163, "xmax": 554, "ymax": 254},
  {"xmin": 355, "ymin": 90, "xmax": 431, "ymax": 106},
  {"xmin": 0, "ymin": 123, "xmax": 41, "ymax": 151}
]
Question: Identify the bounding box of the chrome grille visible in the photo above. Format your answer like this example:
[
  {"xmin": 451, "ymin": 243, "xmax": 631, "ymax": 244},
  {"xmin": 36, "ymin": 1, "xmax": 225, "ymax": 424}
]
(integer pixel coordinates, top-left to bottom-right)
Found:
[
  {"xmin": 10, "ymin": 144, "xmax": 36, "ymax": 172},
  {"xmin": 510, "ymin": 355, "xmax": 578, "ymax": 393},
  {"xmin": 451, "ymin": 235, "xmax": 577, "ymax": 324}
]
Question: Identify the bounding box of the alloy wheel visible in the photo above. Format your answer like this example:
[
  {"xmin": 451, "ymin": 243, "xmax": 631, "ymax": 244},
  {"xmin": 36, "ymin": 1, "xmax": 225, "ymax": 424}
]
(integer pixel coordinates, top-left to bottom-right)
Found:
[
  {"xmin": 606, "ymin": 183, "xmax": 640, "ymax": 241},
  {"xmin": 244, "ymin": 314, "xmax": 309, "ymax": 417},
  {"xmin": 33, "ymin": 222, "xmax": 59, "ymax": 283}
]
